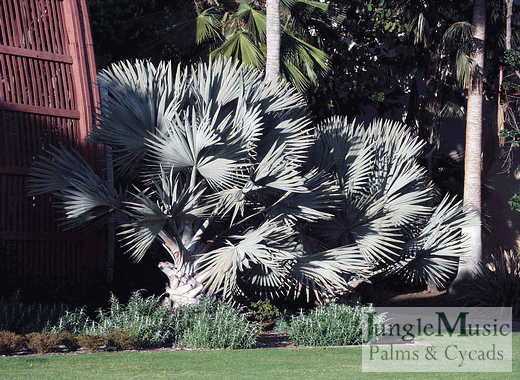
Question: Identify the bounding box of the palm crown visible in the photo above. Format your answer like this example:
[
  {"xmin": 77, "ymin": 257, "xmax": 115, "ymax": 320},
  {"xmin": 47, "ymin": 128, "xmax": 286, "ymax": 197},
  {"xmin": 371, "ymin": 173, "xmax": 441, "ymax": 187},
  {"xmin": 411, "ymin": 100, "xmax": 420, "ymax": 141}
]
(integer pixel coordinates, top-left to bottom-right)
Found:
[{"xmin": 29, "ymin": 59, "xmax": 473, "ymax": 305}]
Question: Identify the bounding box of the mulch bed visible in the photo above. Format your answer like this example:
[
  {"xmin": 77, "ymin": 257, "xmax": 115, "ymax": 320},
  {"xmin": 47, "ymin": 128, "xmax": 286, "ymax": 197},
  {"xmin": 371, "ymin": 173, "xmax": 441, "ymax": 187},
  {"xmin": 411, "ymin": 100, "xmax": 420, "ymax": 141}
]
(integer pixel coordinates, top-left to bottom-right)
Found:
[{"xmin": 253, "ymin": 331, "xmax": 296, "ymax": 349}]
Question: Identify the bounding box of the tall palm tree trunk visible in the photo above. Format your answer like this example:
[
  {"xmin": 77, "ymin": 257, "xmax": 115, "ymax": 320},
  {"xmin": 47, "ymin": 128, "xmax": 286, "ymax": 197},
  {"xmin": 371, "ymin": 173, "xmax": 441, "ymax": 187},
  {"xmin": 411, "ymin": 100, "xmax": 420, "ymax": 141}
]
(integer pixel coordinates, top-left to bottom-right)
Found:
[
  {"xmin": 265, "ymin": 0, "xmax": 281, "ymax": 81},
  {"xmin": 453, "ymin": 0, "xmax": 486, "ymax": 289},
  {"xmin": 498, "ymin": 0, "xmax": 513, "ymax": 146}
]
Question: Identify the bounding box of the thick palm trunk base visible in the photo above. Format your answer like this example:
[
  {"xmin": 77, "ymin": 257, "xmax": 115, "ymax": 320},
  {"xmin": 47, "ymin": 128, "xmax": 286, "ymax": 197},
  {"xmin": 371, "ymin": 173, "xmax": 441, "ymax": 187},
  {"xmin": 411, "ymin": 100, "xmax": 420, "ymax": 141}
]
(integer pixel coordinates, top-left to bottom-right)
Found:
[{"xmin": 158, "ymin": 261, "xmax": 205, "ymax": 306}]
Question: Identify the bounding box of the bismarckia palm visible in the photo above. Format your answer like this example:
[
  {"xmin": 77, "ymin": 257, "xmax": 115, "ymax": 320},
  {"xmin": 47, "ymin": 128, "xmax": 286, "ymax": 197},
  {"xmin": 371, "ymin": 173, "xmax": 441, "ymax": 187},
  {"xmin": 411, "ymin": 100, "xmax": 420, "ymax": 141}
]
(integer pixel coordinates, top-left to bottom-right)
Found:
[{"xmin": 29, "ymin": 59, "xmax": 474, "ymax": 306}]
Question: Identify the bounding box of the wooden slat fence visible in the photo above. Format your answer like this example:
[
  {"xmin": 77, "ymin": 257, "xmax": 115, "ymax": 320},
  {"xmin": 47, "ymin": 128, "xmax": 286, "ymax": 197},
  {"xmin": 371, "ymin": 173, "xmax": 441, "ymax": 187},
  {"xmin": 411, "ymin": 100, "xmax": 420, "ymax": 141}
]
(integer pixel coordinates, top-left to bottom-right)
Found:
[{"xmin": 0, "ymin": 0, "xmax": 106, "ymax": 295}]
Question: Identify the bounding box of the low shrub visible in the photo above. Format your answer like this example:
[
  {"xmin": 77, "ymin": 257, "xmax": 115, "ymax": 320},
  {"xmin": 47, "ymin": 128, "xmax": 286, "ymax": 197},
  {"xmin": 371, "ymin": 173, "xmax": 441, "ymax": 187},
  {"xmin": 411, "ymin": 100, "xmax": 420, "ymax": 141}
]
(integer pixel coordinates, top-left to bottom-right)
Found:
[
  {"xmin": 0, "ymin": 331, "xmax": 26, "ymax": 355},
  {"xmin": 248, "ymin": 300, "xmax": 280, "ymax": 322},
  {"xmin": 248, "ymin": 300, "xmax": 280, "ymax": 331},
  {"xmin": 45, "ymin": 291, "xmax": 179, "ymax": 349},
  {"xmin": 56, "ymin": 331, "xmax": 80, "ymax": 351},
  {"xmin": 106, "ymin": 329, "xmax": 135, "ymax": 350},
  {"xmin": 289, "ymin": 303, "xmax": 385, "ymax": 346},
  {"xmin": 85, "ymin": 292, "xmax": 180, "ymax": 348},
  {"xmin": 25, "ymin": 332, "xmax": 60, "ymax": 354},
  {"xmin": 180, "ymin": 298, "xmax": 258, "ymax": 349},
  {"xmin": 76, "ymin": 333, "xmax": 108, "ymax": 352}
]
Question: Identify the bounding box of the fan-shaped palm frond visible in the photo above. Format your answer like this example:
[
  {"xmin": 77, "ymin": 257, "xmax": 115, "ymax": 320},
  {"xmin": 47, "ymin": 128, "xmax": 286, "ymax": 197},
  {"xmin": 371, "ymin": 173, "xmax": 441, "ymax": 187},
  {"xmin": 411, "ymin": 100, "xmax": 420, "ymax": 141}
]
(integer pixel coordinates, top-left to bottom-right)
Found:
[
  {"xmin": 311, "ymin": 117, "xmax": 362, "ymax": 178},
  {"xmin": 257, "ymin": 112, "xmax": 314, "ymax": 165},
  {"xmin": 196, "ymin": 221, "xmax": 295, "ymax": 298},
  {"xmin": 290, "ymin": 244, "xmax": 370, "ymax": 301},
  {"xmin": 145, "ymin": 105, "xmax": 250, "ymax": 190},
  {"xmin": 196, "ymin": 60, "xmax": 314, "ymax": 166},
  {"xmin": 441, "ymin": 22, "xmax": 475, "ymax": 53},
  {"xmin": 250, "ymin": 142, "xmax": 307, "ymax": 192},
  {"xmin": 282, "ymin": 0, "xmax": 329, "ymax": 17},
  {"xmin": 195, "ymin": 9, "xmax": 223, "ymax": 45},
  {"xmin": 389, "ymin": 196, "xmax": 475, "ymax": 288},
  {"xmin": 312, "ymin": 117, "xmax": 433, "ymax": 235},
  {"xmin": 190, "ymin": 58, "xmax": 255, "ymax": 109},
  {"xmin": 234, "ymin": 1, "xmax": 266, "ymax": 43},
  {"xmin": 211, "ymin": 30, "xmax": 265, "ymax": 68},
  {"xmin": 250, "ymin": 78, "xmax": 306, "ymax": 113},
  {"xmin": 28, "ymin": 145, "xmax": 102, "ymax": 195},
  {"xmin": 55, "ymin": 182, "xmax": 120, "ymax": 230},
  {"xmin": 152, "ymin": 169, "xmax": 213, "ymax": 221},
  {"xmin": 120, "ymin": 195, "xmax": 170, "ymax": 263},
  {"xmin": 89, "ymin": 61, "xmax": 188, "ymax": 177},
  {"xmin": 143, "ymin": 8, "xmax": 222, "ymax": 54},
  {"xmin": 453, "ymin": 50, "xmax": 474, "ymax": 88},
  {"xmin": 362, "ymin": 120, "xmax": 433, "ymax": 228},
  {"xmin": 364, "ymin": 119, "xmax": 425, "ymax": 161},
  {"xmin": 281, "ymin": 31, "xmax": 330, "ymax": 90},
  {"xmin": 343, "ymin": 142, "xmax": 375, "ymax": 196},
  {"xmin": 372, "ymin": 160, "xmax": 432, "ymax": 227},
  {"xmin": 438, "ymin": 22, "xmax": 476, "ymax": 88},
  {"xmin": 269, "ymin": 169, "xmax": 340, "ymax": 223},
  {"xmin": 28, "ymin": 145, "xmax": 121, "ymax": 229},
  {"xmin": 343, "ymin": 198, "xmax": 404, "ymax": 264}
]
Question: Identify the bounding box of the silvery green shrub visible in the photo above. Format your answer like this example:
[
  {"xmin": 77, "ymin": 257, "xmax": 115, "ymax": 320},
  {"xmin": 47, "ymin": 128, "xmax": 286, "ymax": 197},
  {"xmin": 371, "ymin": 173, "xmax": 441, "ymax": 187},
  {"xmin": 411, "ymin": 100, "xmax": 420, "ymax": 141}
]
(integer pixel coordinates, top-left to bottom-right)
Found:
[{"xmin": 289, "ymin": 303, "xmax": 386, "ymax": 346}]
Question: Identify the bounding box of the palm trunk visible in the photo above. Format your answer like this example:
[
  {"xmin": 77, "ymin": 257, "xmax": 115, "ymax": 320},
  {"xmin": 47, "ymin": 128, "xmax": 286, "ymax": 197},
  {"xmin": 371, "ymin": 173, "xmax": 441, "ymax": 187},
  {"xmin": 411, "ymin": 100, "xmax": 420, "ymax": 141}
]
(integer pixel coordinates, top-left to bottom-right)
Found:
[
  {"xmin": 265, "ymin": 0, "xmax": 281, "ymax": 82},
  {"xmin": 452, "ymin": 0, "xmax": 486, "ymax": 289},
  {"xmin": 159, "ymin": 261, "xmax": 206, "ymax": 306},
  {"xmin": 506, "ymin": 0, "xmax": 512, "ymax": 51},
  {"xmin": 498, "ymin": 66, "xmax": 505, "ymax": 146},
  {"xmin": 498, "ymin": 0, "xmax": 513, "ymax": 146},
  {"xmin": 157, "ymin": 230, "xmax": 207, "ymax": 306}
]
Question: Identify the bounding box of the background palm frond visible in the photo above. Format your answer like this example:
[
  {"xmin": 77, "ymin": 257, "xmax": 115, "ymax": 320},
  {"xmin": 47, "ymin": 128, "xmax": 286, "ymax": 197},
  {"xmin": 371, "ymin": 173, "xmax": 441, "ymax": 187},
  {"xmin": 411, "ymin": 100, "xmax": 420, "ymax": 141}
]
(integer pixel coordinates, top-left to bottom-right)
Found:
[
  {"xmin": 281, "ymin": 31, "xmax": 330, "ymax": 90},
  {"xmin": 234, "ymin": 1, "xmax": 266, "ymax": 43},
  {"xmin": 195, "ymin": 9, "xmax": 223, "ymax": 45},
  {"xmin": 211, "ymin": 30, "xmax": 265, "ymax": 67}
]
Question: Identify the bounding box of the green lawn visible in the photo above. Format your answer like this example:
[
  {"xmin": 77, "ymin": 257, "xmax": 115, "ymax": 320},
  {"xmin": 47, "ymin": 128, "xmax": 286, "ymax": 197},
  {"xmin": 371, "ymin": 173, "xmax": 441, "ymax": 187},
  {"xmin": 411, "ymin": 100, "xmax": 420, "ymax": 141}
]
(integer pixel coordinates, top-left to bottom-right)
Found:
[{"xmin": 1, "ymin": 335, "xmax": 519, "ymax": 380}]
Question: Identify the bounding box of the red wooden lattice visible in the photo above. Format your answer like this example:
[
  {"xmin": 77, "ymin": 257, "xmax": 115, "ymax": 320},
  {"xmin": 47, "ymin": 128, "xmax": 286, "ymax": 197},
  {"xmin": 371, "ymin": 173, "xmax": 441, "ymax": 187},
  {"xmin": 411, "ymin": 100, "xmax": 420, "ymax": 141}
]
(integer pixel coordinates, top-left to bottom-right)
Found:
[{"xmin": 0, "ymin": 0, "xmax": 106, "ymax": 291}]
